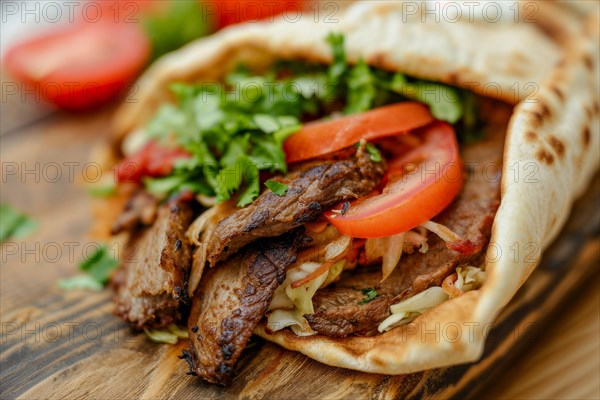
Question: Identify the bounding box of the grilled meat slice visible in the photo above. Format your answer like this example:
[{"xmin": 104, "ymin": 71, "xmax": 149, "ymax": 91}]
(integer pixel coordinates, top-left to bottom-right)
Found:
[
  {"xmin": 305, "ymin": 130, "xmax": 503, "ymax": 337},
  {"xmin": 111, "ymin": 190, "xmax": 158, "ymax": 235},
  {"xmin": 113, "ymin": 202, "xmax": 194, "ymax": 329},
  {"xmin": 183, "ymin": 230, "xmax": 307, "ymax": 385},
  {"xmin": 204, "ymin": 144, "xmax": 385, "ymax": 266}
]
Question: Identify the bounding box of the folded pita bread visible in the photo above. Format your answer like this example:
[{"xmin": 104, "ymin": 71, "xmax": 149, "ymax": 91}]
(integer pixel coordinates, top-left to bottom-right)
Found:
[{"xmin": 109, "ymin": 1, "xmax": 599, "ymax": 374}]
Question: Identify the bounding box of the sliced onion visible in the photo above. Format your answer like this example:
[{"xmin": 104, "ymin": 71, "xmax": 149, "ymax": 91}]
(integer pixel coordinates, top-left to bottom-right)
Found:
[
  {"xmin": 291, "ymin": 261, "xmax": 335, "ymax": 289},
  {"xmin": 285, "ymin": 269, "xmax": 329, "ymax": 316},
  {"xmin": 186, "ymin": 201, "xmax": 236, "ymax": 296},
  {"xmin": 306, "ymin": 225, "xmax": 341, "ymax": 247},
  {"xmin": 404, "ymin": 230, "xmax": 428, "ymax": 253},
  {"xmin": 365, "ymin": 237, "xmax": 385, "ymax": 261},
  {"xmin": 456, "ymin": 266, "xmax": 486, "ymax": 291},
  {"xmin": 196, "ymin": 194, "xmax": 217, "ymax": 207},
  {"xmin": 324, "ymin": 234, "xmax": 351, "ymax": 260},
  {"xmin": 390, "ymin": 286, "xmax": 449, "ymax": 314},
  {"xmin": 378, "ymin": 312, "xmax": 415, "ymax": 332},
  {"xmin": 381, "ymin": 233, "xmax": 404, "ymax": 282},
  {"xmin": 379, "ymin": 286, "xmax": 449, "ymax": 332},
  {"xmin": 287, "ymin": 262, "xmax": 321, "ymax": 283},
  {"xmin": 365, "ymin": 234, "xmax": 405, "ymax": 282},
  {"xmin": 268, "ymin": 286, "xmax": 295, "ymax": 311},
  {"xmin": 420, "ymin": 220, "xmax": 462, "ymax": 243},
  {"xmin": 186, "ymin": 206, "xmax": 218, "ymax": 246},
  {"xmin": 266, "ymin": 309, "xmax": 316, "ymax": 336}
]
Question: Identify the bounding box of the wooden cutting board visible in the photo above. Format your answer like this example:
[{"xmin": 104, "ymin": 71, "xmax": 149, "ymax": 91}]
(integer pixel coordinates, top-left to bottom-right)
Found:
[{"xmin": 1, "ymin": 107, "xmax": 598, "ymax": 399}]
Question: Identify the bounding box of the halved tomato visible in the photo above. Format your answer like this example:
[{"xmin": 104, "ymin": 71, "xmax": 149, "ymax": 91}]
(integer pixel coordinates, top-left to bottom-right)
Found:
[
  {"xmin": 283, "ymin": 102, "xmax": 434, "ymax": 163},
  {"xmin": 4, "ymin": 22, "xmax": 150, "ymax": 110},
  {"xmin": 324, "ymin": 122, "xmax": 463, "ymax": 238}
]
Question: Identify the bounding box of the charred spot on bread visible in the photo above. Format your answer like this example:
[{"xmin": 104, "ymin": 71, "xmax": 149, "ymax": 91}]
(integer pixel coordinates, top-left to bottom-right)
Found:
[
  {"xmin": 548, "ymin": 135, "xmax": 565, "ymax": 159},
  {"xmin": 536, "ymin": 148, "xmax": 555, "ymax": 165}
]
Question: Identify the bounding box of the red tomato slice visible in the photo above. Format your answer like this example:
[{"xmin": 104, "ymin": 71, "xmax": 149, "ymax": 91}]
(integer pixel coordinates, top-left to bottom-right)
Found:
[
  {"xmin": 283, "ymin": 102, "xmax": 434, "ymax": 163},
  {"xmin": 324, "ymin": 122, "xmax": 463, "ymax": 238},
  {"xmin": 116, "ymin": 141, "xmax": 190, "ymax": 183},
  {"xmin": 4, "ymin": 22, "xmax": 150, "ymax": 111},
  {"xmin": 208, "ymin": 0, "xmax": 305, "ymax": 29}
]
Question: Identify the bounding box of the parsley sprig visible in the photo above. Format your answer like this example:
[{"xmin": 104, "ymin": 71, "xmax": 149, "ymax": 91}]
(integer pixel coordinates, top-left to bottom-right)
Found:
[
  {"xmin": 58, "ymin": 245, "xmax": 119, "ymax": 291},
  {"xmin": 139, "ymin": 33, "xmax": 477, "ymax": 206},
  {"xmin": 358, "ymin": 287, "xmax": 379, "ymax": 305}
]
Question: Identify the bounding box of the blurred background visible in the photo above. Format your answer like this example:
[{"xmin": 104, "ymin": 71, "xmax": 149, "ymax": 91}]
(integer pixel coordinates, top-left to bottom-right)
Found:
[{"xmin": 1, "ymin": 0, "xmax": 314, "ymax": 135}]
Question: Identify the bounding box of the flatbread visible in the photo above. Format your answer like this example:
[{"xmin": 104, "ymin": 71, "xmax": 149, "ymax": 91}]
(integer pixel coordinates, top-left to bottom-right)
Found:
[{"xmin": 109, "ymin": 1, "xmax": 599, "ymax": 373}]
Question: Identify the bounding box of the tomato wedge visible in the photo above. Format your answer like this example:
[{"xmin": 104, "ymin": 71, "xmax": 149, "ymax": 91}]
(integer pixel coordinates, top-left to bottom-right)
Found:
[
  {"xmin": 283, "ymin": 102, "xmax": 434, "ymax": 163},
  {"xmin": 4, "ymin": 22, "xmax": 150, "ymax": 110},
  {"xmin": 324, "ymin": 122, "xmax": 463, "ymax": 238}
]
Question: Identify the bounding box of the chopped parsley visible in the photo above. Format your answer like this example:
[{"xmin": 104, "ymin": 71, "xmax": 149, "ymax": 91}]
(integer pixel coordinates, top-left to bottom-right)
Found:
[
  {"xmin": 365, "ymin": 143, "xmax": 382, "ymax": 162},
  {"xmin": 58, "ymin": 245, "xmax": 119, "ymax": 290},
  {"xmin": 265, "ymin": 180, "xmax": 288, "ymax": 196},
  {"xmin": 358, "ymin": 287, "xmax": 379, "ymax": 305},
  {"xmin": 0, "ymin": 204, "xmax": 37, "ymax": 243},
  {"xmin": 136, "ymin": 33, "xmax": 478, "ymax": 206}
]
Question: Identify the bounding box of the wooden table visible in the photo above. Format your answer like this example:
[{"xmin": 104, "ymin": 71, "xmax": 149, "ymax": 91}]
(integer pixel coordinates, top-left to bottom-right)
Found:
[{"xmin": 1, "ymin": 104, "xmax": 599, "ymax": 399}]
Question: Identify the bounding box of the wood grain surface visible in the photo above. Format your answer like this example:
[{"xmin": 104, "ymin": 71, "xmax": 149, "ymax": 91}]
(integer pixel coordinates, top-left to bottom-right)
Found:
[{"xmin": 0, "ymin": 108, "xmax": 599, "ymax": 399}]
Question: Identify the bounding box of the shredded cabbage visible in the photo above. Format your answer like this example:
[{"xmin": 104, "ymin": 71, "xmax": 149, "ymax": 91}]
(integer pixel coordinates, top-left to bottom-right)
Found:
[
  {"xmin": 268, "ymin": 257, "xmax": 346, "ymax": 336},
  {"xmin": 266, "ymin": 309, "xmax": 315, "ymax": 336},
  {"xmin": 378, "ymin": 287, "xmax": 449, "ymax": 332},
  {"xmin": 267, "ymin": 228, "xmax": 350, "ymax": 336},
  {"xmin": 320, "ymin": 260, "xmax": 345, "ymax": 288},
  {"xmin": 286, "ymin": 267, "xmax": 329, "ymax": 316},
  {"xmin": 455, "ymin": 266, "xmax": 486, "ymax": 292},
  {"xmin": 379, "ymin": 266, "xmax": 487, "ymax": 332},
  {"xmin": 144, "ymin": 324, "xmax": 188, "ymax": 344}
]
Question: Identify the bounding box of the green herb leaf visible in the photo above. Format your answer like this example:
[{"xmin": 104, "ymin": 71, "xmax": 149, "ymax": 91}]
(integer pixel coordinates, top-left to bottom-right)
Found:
[
  {"xmin": 143, "ymin": 175, "xmax": 185, "ymax": 197},
  {"xmin": 253, "ymin": 114, "xmax": 280, "ymax": 133},
  {"xmin": 136, "ymin": 33, "xmax": 480, "ymax": 209},
  {"xmin": 265, "ymin": 180, "xmax": 289, "ymax": 196},
  {"xmin": 236, "ymin": 158, "xmax": 260, "ymax": 207},
  {"xmin": 144, "ymin": 328, "xmax": 179, "ymax": 344},
  {"xmin": 0, "ymin": 204, "xmax": 37, "ymax": 242},
  {"xmin": 389, "ymin": 77, "xmax": 463, "ymax": 123},
  {"xmin": 325, "ymin": 32, "xmax": 347, "ymax": 100},
  {"xmin": 57, "ymin": 275, "xmax": 103, "ymax": 291},
  {"xmin": 142, "ymin": 1, "xmax": 213, "ymax": 62},
  {"xmin": 358, "ymin": 287, "xmax": 379, "ymax": 305},
  {"xmin": 345, "ymin": 60, "xmax": 377, "ymax": 114},
  {"xmin": 86, "ymin": 180, "xmax": 116, "ymax": 197},
  {"xmin": 365, "ymin": 143, "xmax": 382, "ymax": 162},
  {"xmin": 79, "ymin": 245, "xmax": 119, "ymax": 285}
]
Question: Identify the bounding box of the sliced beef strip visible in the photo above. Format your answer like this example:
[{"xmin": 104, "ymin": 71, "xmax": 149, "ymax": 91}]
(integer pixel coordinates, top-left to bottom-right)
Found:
[
  {"xmin": 305, "ymin": 129, "xmax": 504, "ymax": 337},
  {"xmin": 111, "ymin": 190, "xmax": 158, "ymax": 235},
  {"xmin": 182, "ymin": 230, "xmax": 307, "ymax": 385},
  {"xmin": 113, "ymin": 201, "xmax": 194, "ymax": 329},
  {"xmin": 204, "ymin": 144, "xmax": 385, "ymax": 266}
]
